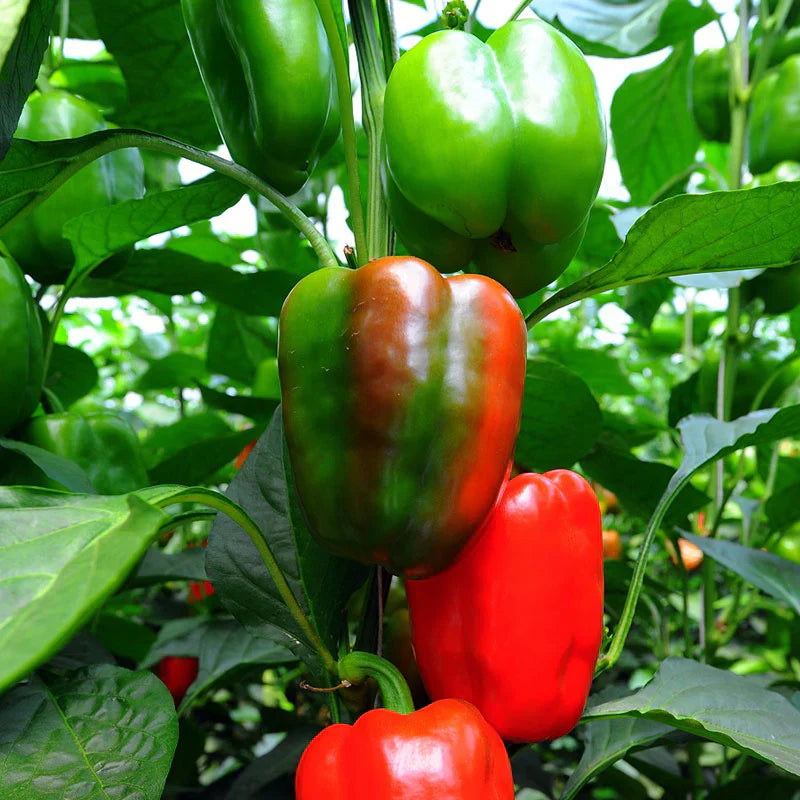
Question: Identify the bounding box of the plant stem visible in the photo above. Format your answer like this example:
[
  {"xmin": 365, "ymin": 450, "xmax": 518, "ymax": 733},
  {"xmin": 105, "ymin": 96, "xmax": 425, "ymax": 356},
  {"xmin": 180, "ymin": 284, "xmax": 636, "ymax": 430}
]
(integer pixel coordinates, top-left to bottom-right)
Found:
[
  {"xmin": 509, "ymin": 0, "xmax": 530, "ymax": 22},
  {"xmin": 376, "ymin": 0, "xmax": 398, "ymax": 78},
  {"xmin": 338, "ymin": 651, "xmax": 414, "ymax": 714},
  {"xmin": 156, "ymin": 488, "xmax": 338, "ymax": 675},
  {"xmin": 349, "ymin": 0, "xmax": 393, "ymax": 261},
  {"xmin": 314, "ymin": 0, "xmax": 368, "ymax": 264}
]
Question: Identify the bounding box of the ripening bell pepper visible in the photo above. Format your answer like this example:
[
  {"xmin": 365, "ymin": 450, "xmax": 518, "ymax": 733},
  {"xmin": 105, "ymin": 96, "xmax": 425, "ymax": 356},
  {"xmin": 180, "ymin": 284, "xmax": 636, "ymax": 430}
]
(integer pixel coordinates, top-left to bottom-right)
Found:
[
  {"xmin": 157, "ymin": 656, "xmax": 199, "ymax": 704},
  {"xmin": 181, "ymin": 0, "xmax": 340, "ymax": 195},
  {"xmin": 279, "ymin": 256, "xmax": 527, "ymax": 578},
  {"xmin": 294, "ymin": 699, "xmax": 515, "ymax": 799},
  {"xmin": 749, "ymin": 54, "xmax": 800, "ymax": 173},
  {"xmin": 0, "ymin": 247, "xmax": 43, "ymax": 435},
  {"xmin": 2, "ymin": 412, "xmax": 149, "ymax": 494},
  {"xmin": 4, "ymin": 90, "xmax": 144, "ymax": 284},
  {"xmin": 383, "ymin": 18, "xmax": 606, "ymax": 298},
  {"xmin": 407, "ymin": 470, "xmax": 604, "ymax": 742}
]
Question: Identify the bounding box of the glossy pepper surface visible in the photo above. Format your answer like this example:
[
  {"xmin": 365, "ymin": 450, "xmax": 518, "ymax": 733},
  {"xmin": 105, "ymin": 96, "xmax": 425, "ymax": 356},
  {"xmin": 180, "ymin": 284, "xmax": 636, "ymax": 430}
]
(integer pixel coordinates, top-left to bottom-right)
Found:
[
  {"xmin": 157, "ymin": 656, "xmax": 199, "ymax": 705},
  {"xmin": 4, "ymin": 412, "xmax": 148, "ymax": 494},
  {"xmin": 407, "ymin": 470, "xmax": 604, "ymax": 742},
  {"xmin": 774, "ymin": 524, "xmax": 800, "ymax": 565},
  {"xmin": 294, "ymin": 699, "xmax": 515, "ymax": 799},
  {"xmin": 4, "ymin": 90, "xmax": 144, "ymax": 284},
  {"xmin": 383, "ymin": 18, "xmax": 606, "ymax": 298},
  {"xmin": 0, "ymin": 247, "xmax": 43, "ymax": 435},
  {"xmin": 181, "ymin": 0, "xmax": 339, "ymax": 195},
  {"xmin": 279, "ymin": 256, "xmax": 527, "ymax": 578},
  {"xmin": 750, "ymin": 54, "xmax": 800, "ymax": 173}
]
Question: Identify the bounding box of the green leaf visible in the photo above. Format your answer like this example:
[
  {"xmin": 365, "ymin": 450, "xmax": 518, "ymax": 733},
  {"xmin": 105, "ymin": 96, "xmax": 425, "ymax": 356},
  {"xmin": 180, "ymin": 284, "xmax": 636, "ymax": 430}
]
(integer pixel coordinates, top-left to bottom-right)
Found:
[
  {"xmin": 82, "ymin": 247, "xmax": 299, "ymax": 316},
  {"xmin": 530, "ymin": 0, "xmax": 714, "ymax": 58},
  {"xmin": 562, "ymin": 714, "xmax": 673, "ymax": 800},
  {"xmin": 681, "ymin": 532, "xmax": 800, "ymax": 614},
  {"xmin": 0, "ymin": 438, "xmax": 94, "ymax": 493},
  {"xmin": 206, "ymin": 410, "xmax": 368, "ymax": 677},
  {"xmin": 64, "ymin": 175, "xmax": 245, "ymax": 279},
  {"xmin": 179, "ymin": 619, "xmax": 295, "ymax": 709},
  {"xmin": 131, "ymin": 547, "xmax": 208, "ymax": 586},
  {"xmin": 136, "ymin": 352, "xmax": 207, "ymax": 392},
  {"xmin": 671, "ymin": 407, "xmax": 800, "ymax": 490},
  {"xmin": 528, "ymin": 184, "xmax": 800, "ymax": 326},
  {"xmin": 207, "ymin": 306, "xmax": 279, "ymax": 384},
  {"xmin": 0, "ymin": 489, "xmax": 168, "ymax": 692},
  {"xmin": 0, "ymin": 665, "xmax": 178, "ymax": 799},
  {"xmin": 515, "ymin": 358, "xmax": 602, "ymax": 471},
  {"xmin": 45, "ymin": 343, "xmax": 99, "ymax": 408},
  {"xmin": 553, "ymin": 349, "xmax": 635, "ymax": 396},
  {"xmin": 226, "ymin": 726, "xmax": 322, "ymax": 798},
  {"xmin": 766, "ymin": 481, "xmax": 800, "ymax": 532},
  {"xmin": 140, "ymin": 617, "xmax": 207, "ymax": 669},
  {"xmin": 146, "ymin": 419, "xmax": 264, "ymax": 486},
  {"xmin": 581, "ymin": 442, "xmax": 708, "ymax": 525},
  {"xmin": 198, "ymin": 383, "xmax": 279, "ymax": 422},
  {"xmin": 0, "ymin": 0, "xmax": 56, "ymax": 159},
  {"xmin": 89, "ymin": 0, "xmax": 220, "ymax": 149},
  {"xmin": 583, "ymin": 658, "xmax": 800, "ymax": 775},
  {"xmin": 611, "ymin": 45, "xmax": 700, "ymax": 205}
]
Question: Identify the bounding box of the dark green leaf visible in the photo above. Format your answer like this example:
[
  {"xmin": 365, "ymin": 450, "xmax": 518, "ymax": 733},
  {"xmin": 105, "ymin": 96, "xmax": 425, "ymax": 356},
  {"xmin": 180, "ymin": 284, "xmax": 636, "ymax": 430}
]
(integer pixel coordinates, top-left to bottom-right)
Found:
[
  {"xmin": 611, "ymin": 45, "xmax": 700, "ymax": 205},
  {"xmin": 199, "ymin": 384, "xmax": 279, "ymax": 422},
  {"xmin": 207, "ymin": 306, "xmax": 279, "ymax": 384},
  {"xmin": 206, "ymin": 410, "xmax": 368, "ymax": 676},
  {"xmin": 562, "ymin": 714, "xmax": 673, "ymax": 799},
  {"xmin": 583, "ymin": 658, "xmax": 800, "ymax": 775},
  {"xmin": 581, "ymin": 442, "xmax": 708, "ymax": 524},
  {"xmin": 0, "ymin": 438, "xmax": 94, "ymax": 493},
  {"xmin": 516, "ymin": 358, "xmax": 602, "ymax": 471},
  {"xmin": 0, "ymin": 0, "xmax": 56, "ymax": 159},
  {"xmin": 136, "ymin": 352, "xmax": 207, "ymax": 392},
  {"xmin": 90, "ymin": 0, "xmax": 220, "ymax": 148},
  {"xmin": 0, "ymin": 665, "xmax": 177, "ymax": 799},
  {"xmin": 45, "ymin": 343, "xmax": 99, "ymax": 408},
  {"xmin": 131, "ymin": 547, "xmax": 208, "ymax": 586},
  {"xmin": 681, "ymin": 532, "xmax": 800, "ymax": 614},
  {"xmin": 180, "ymin": 619, "xmax": 295, "ymax": 708}
]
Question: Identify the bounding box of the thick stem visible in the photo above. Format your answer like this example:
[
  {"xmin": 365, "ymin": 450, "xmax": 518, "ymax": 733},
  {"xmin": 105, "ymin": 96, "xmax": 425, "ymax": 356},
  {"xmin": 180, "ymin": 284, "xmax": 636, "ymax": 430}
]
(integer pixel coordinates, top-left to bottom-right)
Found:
[
  {"xmin": 376, "ymin": 0, "xmax": 398, "ymax": 78},
  {"xmin": 156, "ymin": 488, "xmax": 338, "ymax": 675},
  {"xmin": 314, "ymin": 0, "xmax": 368, "ymax": 264},
  {"xmin": 349, "ymin": 0, "xmax": 392, "ymax": 261},
  {"xmin": 338, "ymin": 651, "xmax": 414, "ymax": 714}
]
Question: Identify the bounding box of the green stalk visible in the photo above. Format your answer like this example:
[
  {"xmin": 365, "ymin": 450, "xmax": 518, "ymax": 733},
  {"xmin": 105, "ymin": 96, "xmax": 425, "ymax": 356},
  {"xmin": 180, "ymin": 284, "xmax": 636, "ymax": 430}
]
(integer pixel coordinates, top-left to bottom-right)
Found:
[
  {"xmin": 349, "ymin": 0, "xmax": 392, "ymax": 261},
  {"xmin": 156, "ymin": 488, "xmax": 338, "ymax": 675},
  {"xmin": 314, "ymin": 0, "xmax": 368, "ymax": 265},
  {"xmin": 375, "ymin": 0, "xmax": 398, "ymax": 78},
  {"xmin": 338, "ymin": 651, "xmax": 414, "ymax": 714}
]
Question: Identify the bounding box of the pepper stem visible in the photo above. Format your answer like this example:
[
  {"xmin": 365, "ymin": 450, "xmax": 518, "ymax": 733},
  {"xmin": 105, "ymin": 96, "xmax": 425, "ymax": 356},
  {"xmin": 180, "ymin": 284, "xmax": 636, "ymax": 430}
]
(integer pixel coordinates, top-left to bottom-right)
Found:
[{"xmin": 338, "ymin": 651, "xmax": 415, "ymax": 714}]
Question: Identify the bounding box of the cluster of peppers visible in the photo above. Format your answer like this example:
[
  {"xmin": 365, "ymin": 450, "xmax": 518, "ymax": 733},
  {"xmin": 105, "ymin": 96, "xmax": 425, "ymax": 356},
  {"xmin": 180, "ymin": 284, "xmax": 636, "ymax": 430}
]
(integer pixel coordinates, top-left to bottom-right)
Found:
[{"xmin": 180, "ymin": 4, "xmax": 608, "ymax": 793}]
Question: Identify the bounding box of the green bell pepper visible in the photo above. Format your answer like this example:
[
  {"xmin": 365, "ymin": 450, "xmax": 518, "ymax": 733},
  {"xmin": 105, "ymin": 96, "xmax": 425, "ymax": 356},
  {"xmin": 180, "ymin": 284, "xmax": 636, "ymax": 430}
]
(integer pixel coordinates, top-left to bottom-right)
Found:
[
  {"xmin": 0, "ymin": 246, "xmax": 43, "ymax": 435},
  {"xmin": 181, "ymin": 0, "xmax": 340, "ymax": 196},
  {"xmin": 3, "ymin": 412, "xmax": 149, "ymax": 494},
  {"xmin": 382, "ymin": 18, "xmax": 606, "ymax": 298},
  {"xmin": 749, "ymin": 54, "xmax": 800, "ymax": 173},
  {"xmin": 4, "ymin": 90, "xmax": 144, "ymax": 284}
]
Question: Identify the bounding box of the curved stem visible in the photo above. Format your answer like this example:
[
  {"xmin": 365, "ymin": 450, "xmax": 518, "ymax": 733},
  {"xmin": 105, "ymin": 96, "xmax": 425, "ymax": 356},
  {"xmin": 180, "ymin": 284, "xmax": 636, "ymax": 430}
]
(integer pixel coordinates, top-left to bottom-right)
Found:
[
  {"xmin": 314, "ymin": 0, "xmax": 368, "ymax": 264},
  {"xmin": 646, "ymin": 161, "xmax": 728, "ymax": 204},
  {"xmin": 509, "ymin": 0, "xmax": 530, "ymax": 22},
  {"xmin": 155, "ymin": 488, "xmax": 338, "ymax": 675},
  {"xmin": 376, "ymin": 0, "xmax": 398, "ymax": 78},
  {"xmin": 2, "ymin": 130, "xmax": 338, "ymax": 270},
  {"xmin": 338, "ymin": 651, "xmax": 414, "ymax": 714}
]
